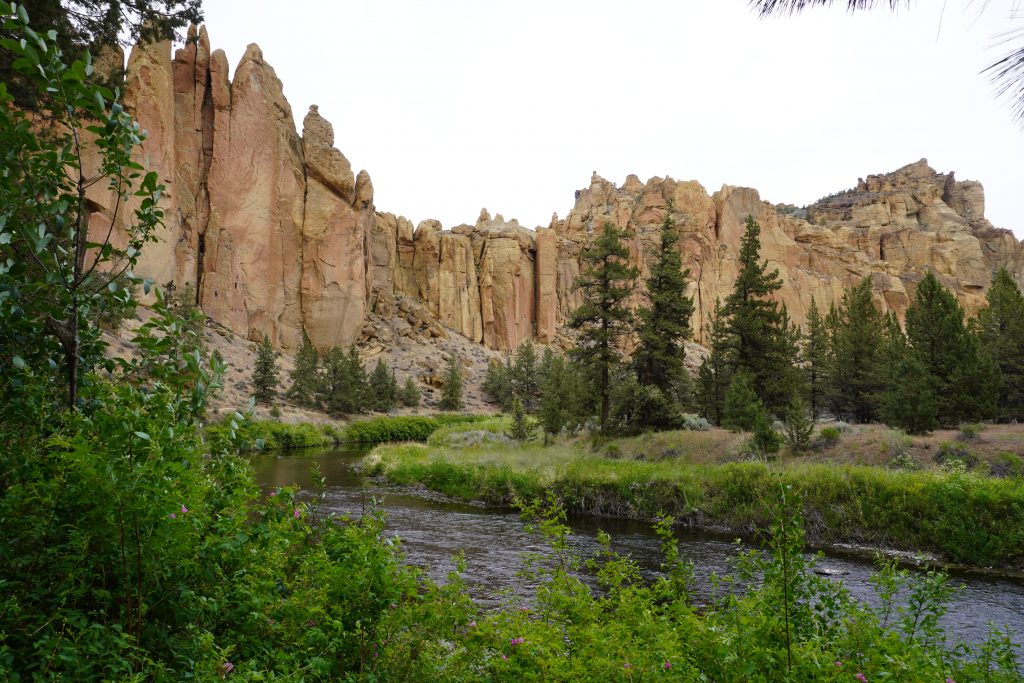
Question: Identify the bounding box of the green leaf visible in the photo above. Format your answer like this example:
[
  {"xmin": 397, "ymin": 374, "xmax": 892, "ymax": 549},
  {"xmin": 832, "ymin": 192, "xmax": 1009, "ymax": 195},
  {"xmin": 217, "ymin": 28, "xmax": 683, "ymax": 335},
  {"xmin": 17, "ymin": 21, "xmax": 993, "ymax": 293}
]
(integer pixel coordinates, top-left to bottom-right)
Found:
[
  {"xmin": 12, "ymin": 355, "xmax": 26, "ymax": 369},
  {"xmin": 134, "ymin": 431, "xmax": 151, "ymax": 441}
]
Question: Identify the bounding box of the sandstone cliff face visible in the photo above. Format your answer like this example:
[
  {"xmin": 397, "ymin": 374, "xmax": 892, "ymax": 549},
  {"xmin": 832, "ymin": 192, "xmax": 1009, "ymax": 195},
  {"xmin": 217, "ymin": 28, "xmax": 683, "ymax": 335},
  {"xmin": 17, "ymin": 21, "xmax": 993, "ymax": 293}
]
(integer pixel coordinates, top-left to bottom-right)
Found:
[{"xmin": 94, "ymin": 27, "xmax": 1024, "ymax": 358}]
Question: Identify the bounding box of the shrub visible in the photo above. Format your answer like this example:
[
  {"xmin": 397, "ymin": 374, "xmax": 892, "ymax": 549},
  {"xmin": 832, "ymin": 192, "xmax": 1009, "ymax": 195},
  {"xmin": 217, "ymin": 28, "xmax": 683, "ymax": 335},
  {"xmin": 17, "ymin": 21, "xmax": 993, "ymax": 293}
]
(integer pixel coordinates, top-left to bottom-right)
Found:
[
  {"xmin": 722, "ymin": 371, "xmax": 762, "ymax": 432},
  {"xmin": 934, "ymin": 442, "xmax": 979, "ymax": 471},
  {"xmin": 269, "ymin": 405, "xmax": 282, "ymax": 419},
  {"xmin": 679, "ymin": 413, "xmax": 711, "ymax": 431},
  {"xmin": 990, "ymin": 451, "xmax": 1024, "ymax": 479},
  {"xmin": 888, "ymin": 451, "xmax": 921, "ymax": 471},
  {"xmin": 608, "ymin": 375, "xmax": 682, "ymax": 435},
  {"xmin": 506, "ymin": 396, "xmax": 537, "ymax": 442},
  {"xmin": 345, "ymin": 415, "xmax": 485, "ymax": 444},
  {"xmin": 817, "ymin": 426, "xmax": 841, "ymax": 448},
  {"xmin": 207, "ymin": 420, "xmax": 333, "ymax": 451},
  {"xmin": 400, "ymin": 376, "xmax": 421, "ymax": 407},
  {"xmin": 439, "ymin": 353, "xmax": 464, "ymax": 411},
  {"xmin": 879, "ymin": 429, "xmax": 912, "ymax": 459},
  {"xmin": 957, "ymin": 423, "xmax": 984, "ymax": 441}
]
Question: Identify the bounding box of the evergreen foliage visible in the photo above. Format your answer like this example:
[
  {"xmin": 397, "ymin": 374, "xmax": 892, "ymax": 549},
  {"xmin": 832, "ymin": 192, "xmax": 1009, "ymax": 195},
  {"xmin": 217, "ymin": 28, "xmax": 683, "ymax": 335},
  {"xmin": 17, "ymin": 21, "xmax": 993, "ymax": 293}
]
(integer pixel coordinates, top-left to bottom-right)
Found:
[
  {"xmin": 252, "ymin": 335, "xmax": 279, "ymax": 405},
  {"xmin": 286, "ymin": 332, "xmax": 320, "ymax": 409},
  {"xmin": 782, "ymin": 397, "xmax": 815, "ymax": 453},
  {"xmin": 482, "ymin": 357, "xmax": 515, "ymax": 410},
  {"xmin": 608, "ymin": 373, "xmax": 683, "ymax": 436},
  {"xmin": 976, "ymin": 269, "xmax": 1024, "ymax": 421},
  {"xmin": 400, "ymin": 376, "xmax": 421, "ymax": 408},
  {"xmin": 881, "ymin": 352, "xmax": 939, "ymax": 435},
  {"xmin": 801, "ymin": 297, "xmax": 830, "ymax": 419},
  {"xmin": 511, "ymin": 340, "xmax": 540, "ymax": 411},
  {"xmin": 722, "ymin": 371, "xmax": 764, "ymax": 432},
  {"xmin": 633, "ymin": 205, "xmax": 694, "ymax": 403},
  {"xmin": 905, "ymin": 271, "xmax": 997, "ymax": 425},
  {"xmin": 569, "ymin": 222, "xmax": 638, "ymax": 431},
  {"xmin": 697, "ymin": 301, "xmax": 731, "ymax": 424},
  {"xmin": 369, "ymin": 358, "xmax": 399, "ymax": 412},
  {"xmin": 506, "ymin": 396, "xmax": 536, "ymax": 442},
  {"xmin": 830, "ymin": 278, "xmax": 886, "ymax": 422},
  {"xmin": 318, "ymin": 346, "xmax": 368, "ymax": 415},
  {"xmin": 721, "ymin": 216, "xmax": 799, "ymax": 411},
  {"xmin": 439, "ymin": 353, "xmax": 464, "ymax": 411},
  {"xmin": 750, "ymin": 410, "xmax": 783, "ymax": 455}
]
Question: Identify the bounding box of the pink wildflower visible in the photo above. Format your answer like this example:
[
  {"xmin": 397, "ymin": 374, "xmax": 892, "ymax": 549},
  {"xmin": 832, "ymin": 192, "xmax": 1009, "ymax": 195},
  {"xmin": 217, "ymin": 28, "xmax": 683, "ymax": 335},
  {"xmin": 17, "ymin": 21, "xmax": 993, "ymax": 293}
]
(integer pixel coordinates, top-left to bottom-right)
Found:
[
  {"xmin": 946, "ymin": 679, "xmax": 956, "ymax": 683},
  {"xmin": 664, "ymin": 661, "xmax": 672, "ymax": 670},
  {"xmin": 220, "ymin": 661, "xmax": 234, "ymax": 677},
  {"xmin": 501, "ymin": 654, "xmax": 508, "ymax": 661},
  {"xmin": 269, "ymin": 491, "xmax": 277, "ymax": 497},
  {"xmin": 293, "ymin": 508, "xmax": 301, "ymax": 519},
  {"xmin": 168, "ymin": 513, "xmax": 176, "ymax": 519},
  {"xmin": 181, "ymin": 504, "xmax": 188, "ymax": 514},
  {"xmin": 855, "ymin": 674, "xmax": 868, "ymax": 683},
  {"xmin": 834, "ymin": 661, "xmax": 843, "ymax": 667},
  {"xmin": 623, "ymin": 662, "xmax": 632, "ymax": 670},
  {"xmin": 468, "ymin": 620, "xmax": 477, "ymax": 628}
]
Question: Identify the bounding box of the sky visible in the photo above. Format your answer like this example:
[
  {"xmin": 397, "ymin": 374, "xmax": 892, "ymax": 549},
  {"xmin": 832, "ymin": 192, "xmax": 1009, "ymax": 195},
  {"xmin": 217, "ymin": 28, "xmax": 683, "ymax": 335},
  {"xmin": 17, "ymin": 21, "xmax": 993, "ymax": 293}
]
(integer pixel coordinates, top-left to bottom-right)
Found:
[{"xmin": 198, "ymin": 1, "xmax": 1024, "ymax": 237}]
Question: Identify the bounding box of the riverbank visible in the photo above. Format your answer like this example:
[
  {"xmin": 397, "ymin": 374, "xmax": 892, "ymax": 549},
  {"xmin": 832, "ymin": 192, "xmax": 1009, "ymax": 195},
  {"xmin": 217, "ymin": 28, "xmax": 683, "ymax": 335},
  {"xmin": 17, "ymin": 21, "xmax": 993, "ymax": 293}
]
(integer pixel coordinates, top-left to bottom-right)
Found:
[{"xmin": 364, "ymin": 432, "xmax": 1024, "ymax": 570}]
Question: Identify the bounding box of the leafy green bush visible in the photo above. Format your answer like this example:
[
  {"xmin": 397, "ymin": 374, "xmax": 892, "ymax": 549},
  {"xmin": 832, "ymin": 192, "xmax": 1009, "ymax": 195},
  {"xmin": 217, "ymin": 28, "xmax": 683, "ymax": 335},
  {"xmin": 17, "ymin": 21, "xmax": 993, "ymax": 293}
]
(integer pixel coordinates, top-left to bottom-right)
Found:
[
  {"xmin": 817, "ymin": 426, "xmax": 840, "ymax": 448},
  {"xmin": 990, "ymin": 451, "xmax": 1024, "ymax": 479},
  {"xmin": 206, "ymin": 419, "xmax": 334, "ymax": 451},
  {"xmin": 344, "ymin": 414, "xmax": 485, "ymax": 443},
  {"xmin": 958, "ymin": 422, "xmax": 984, "ymax": 441},
  {"xmin": 934, "ymin": 442, "xmax": 979, "ymax": 471},
  {"xmin": 679, "ymin": 413, "xmax": 711, "ymax": 431}
]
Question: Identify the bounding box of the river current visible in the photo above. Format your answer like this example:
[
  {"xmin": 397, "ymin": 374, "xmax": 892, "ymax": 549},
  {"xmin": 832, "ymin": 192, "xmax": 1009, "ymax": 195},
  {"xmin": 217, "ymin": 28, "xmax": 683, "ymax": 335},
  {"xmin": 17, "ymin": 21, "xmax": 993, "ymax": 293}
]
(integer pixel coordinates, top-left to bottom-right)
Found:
[{"xmin": 250, "ymin": 446, "xmax": 1024, "ymax": 651}]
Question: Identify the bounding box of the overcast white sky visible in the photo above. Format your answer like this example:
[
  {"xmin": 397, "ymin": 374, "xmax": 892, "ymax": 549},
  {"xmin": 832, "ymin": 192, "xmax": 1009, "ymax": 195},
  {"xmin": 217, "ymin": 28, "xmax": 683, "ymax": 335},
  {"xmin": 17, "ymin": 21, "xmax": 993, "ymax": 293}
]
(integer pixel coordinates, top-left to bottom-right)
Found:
[{"xmin": 199, "ymin": 1, "xmax": 1023, "ymax": 237}]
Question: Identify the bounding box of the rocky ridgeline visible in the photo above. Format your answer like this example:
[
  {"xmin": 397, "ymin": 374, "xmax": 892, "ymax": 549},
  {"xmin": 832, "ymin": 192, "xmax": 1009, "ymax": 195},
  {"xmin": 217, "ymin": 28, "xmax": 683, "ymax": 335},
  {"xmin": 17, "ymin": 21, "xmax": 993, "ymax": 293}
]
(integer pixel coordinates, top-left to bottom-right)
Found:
[{"xmin": 85, "ymin": 27, "xmax": 1024, "ymax": 353}]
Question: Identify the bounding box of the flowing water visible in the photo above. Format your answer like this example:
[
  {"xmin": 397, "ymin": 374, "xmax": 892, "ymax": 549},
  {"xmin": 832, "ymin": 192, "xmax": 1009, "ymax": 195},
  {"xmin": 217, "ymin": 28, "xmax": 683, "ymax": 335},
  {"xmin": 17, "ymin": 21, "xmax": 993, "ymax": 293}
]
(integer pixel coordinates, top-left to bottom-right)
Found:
[{"xmin": 250, "ymin": 446, "xmax": 1024, "ymax": 651}]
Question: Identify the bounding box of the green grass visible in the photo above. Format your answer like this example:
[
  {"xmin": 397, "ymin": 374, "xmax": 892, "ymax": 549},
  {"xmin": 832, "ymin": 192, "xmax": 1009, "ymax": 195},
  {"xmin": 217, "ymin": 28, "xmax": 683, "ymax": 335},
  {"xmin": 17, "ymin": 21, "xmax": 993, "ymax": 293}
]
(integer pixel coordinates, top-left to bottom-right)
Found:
[
  {"xmin": 206, "ymin": 420, "xmax": 338, "ymax": 451},
  {"xmin": 343, "ymin": 414, "xmax": 489, "ymax": 444},
  {"xmin": 365, "ymin": 440, "xmax": 1024, "ymax": 569}
]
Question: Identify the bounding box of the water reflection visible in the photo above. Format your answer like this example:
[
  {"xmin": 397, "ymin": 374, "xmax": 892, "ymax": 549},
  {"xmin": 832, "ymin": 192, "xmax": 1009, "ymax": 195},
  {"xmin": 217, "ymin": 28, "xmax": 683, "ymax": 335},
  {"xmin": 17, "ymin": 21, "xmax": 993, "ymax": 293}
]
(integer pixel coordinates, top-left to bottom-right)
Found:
[{"xmin": 250, "ymin": 446, "xmax": 1024, "ymax": 649}]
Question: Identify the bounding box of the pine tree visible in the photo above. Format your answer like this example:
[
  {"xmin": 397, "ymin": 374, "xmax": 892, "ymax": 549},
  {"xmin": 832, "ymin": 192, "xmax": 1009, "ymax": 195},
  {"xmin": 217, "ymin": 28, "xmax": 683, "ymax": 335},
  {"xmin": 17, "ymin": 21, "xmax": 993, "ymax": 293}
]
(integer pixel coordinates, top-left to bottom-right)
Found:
[
  {"xmin": 512, "ymin": 341, "xmax": 540, "ymax": 411},
  {"xmin": 439, "ymin": 353, "xmax": 464, "ymax": 411},
  {"xmin": 782, "ymin": 397, "xmax": 815, "ymax": 453},
  {"xmin": 369, "ymin": 358, "xmax": 398, "ymax": 412},
  {"xmin": 400, "ymin": 376, "xmax": 421, "ymax": 408},
  {"xmin": 318, "ymin": 346, "xmax": 367, "ymax": 415},
  {"xmin": 538, "ymin": 352, "xmax": 569, "ymax": 444},
  {"xmin": 286, "ymin": 332, "xmax": 320, "ymax": 409},
  {"xmin": 633, "ymin": 205, "xmax": 694, "ymax": 403},
  {"xmin": 881, "ymin": 352, "xmax": 939, "ymax": 435},
  {"xmin": 569, "ymin": 222, "xmax": 639, "ymax": 432},
  {"xmin": 802, "ymin": 297, "xmax": 830, "ymax": 419},
  {"xmin": 722, "ymin": 371, "xmax": 763, "ymax": 432},
  {"xmin": 905, "ymin": 271, "xmax": 997, "ymax": 424},
  {"xmin": 831, "ymin": 278, "xmax": 885, "ymax": 422},
  {"xmin": 697, "ymin": 300, "xmax": 731, "ymax": 424},
  {"xmin": 976, "ymin": 268, "xmax": 1024, "ymax": 422},
  {"xmin": 252, "ymin": 335, "xmax": 279, "ymax": 405},
  {"xmin": 721, "ymin": 216, "xmax": 796, "ymax": 411}
]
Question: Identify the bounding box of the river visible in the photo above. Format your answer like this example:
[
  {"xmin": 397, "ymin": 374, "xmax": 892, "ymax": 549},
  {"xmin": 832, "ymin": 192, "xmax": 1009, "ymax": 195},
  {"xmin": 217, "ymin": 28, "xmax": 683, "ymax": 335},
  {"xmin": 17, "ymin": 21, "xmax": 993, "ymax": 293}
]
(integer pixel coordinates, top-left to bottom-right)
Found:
[{"xmin": 250, "ymin": 446, "xmax": 1024, "ymax": 651}]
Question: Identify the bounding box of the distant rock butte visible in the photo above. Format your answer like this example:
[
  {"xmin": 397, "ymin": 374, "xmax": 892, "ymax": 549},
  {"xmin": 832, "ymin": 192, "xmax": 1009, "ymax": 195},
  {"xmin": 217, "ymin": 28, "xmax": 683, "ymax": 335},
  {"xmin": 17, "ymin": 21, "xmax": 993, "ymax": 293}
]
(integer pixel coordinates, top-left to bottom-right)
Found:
[{"xmin": 88, "ymin": 28, "xmax": 1024, "ymax": 352}]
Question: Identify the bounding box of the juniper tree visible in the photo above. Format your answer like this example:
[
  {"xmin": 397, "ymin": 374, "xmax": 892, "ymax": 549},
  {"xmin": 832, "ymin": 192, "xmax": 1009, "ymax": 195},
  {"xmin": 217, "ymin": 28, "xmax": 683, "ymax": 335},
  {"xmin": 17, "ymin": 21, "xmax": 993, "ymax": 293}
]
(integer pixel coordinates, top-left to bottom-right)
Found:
[
  {"xmin": 286, "ymin": 332, "xmax": 320, "ymax": 409},
  {"xmin": 400, "ymin": 376, "xmax": 421, "ymax": 408},
  {"xmin": 633, "ymin": 205, "xmax": 694, "ymax": 403},
  {"xmin": 439, "ymin": 353, "xmax": 463, "ymax": 411},
  {"xmin": 569, "ymin": 222, "xmax": 639, "ymax": 432},
  {"xmin": 506, "ymin": 396, "xmax": 536, "ymax": 442},
  {"xmin": 511, "ymin": 340, "xmax": 540, "ymax": 411},
  {"xmin": 881, "ymin": 352, "xmax": 939, "ymax": 435},
  {"xmin": 252, "ymin": 335, "xmax": 279, "ymax": 405},
  {"xmin": 483, "ymin": 357, "xmax": 514, "ymax": 410},
  {"xmin": 722, "ymin": 370, "xmax": 763, "ymax": 433},
  {"xmin": 538, "ymin": 351, "xmax": 572, "ymax": 444},
  {"xmin": 368, "ymin": 358, "xmax": 398, "ymax": 412},
  {"xmin": 318, "ymin": 346, "xmax": 367, "ymax": 415},
  {"xmin": 975, "ymin": 269, "xmax": 1024, "ymax": 422}
]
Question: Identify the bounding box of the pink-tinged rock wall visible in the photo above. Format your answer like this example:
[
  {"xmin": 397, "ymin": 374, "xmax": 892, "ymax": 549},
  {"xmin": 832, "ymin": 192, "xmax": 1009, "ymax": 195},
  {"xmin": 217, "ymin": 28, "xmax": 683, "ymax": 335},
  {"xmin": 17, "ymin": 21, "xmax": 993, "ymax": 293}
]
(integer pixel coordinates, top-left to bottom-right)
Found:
[{"xmin": 90, "ymin": 27, "xmax": 1023, "ymax": 355}]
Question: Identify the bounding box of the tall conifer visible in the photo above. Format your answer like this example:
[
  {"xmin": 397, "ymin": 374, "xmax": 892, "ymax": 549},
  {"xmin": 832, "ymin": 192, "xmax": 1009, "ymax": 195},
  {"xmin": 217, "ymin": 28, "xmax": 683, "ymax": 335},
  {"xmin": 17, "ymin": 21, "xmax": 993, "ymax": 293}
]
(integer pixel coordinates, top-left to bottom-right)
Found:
[
  {"xmin": 633, "ymin": 205, "xmax": 694, "ymax": 403},
  {"xmin": 569, "ymin": 222, "xmax": 639, "ymax": 431},
  {"xmin": 976, "ymin": 268, "xmax": 1024, "ymax": 421}
]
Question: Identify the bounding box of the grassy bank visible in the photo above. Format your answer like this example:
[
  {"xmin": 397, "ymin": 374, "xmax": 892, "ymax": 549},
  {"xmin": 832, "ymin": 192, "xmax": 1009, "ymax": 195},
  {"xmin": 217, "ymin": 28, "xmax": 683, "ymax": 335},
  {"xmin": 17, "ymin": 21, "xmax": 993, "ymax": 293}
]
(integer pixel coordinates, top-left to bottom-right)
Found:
[
  {"xmin": 206, "ymin": 420, "xmax": 342, "ymax": 451},
  {"xmin": 365, "ymin": 433, "xmax": 1024, "ymax": 569},
  {"xmin": 343, "ymin": 414, "xmax": 489, "ymax": 443}
]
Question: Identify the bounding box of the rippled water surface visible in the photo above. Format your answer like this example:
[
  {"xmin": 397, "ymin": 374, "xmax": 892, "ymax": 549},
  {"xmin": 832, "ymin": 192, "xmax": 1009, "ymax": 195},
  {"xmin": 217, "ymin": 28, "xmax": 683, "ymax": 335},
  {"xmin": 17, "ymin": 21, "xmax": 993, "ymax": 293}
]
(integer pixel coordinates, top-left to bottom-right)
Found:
[{"xmin": 250, "ymin": 447, "xmax": 1024, "ymax": 650}]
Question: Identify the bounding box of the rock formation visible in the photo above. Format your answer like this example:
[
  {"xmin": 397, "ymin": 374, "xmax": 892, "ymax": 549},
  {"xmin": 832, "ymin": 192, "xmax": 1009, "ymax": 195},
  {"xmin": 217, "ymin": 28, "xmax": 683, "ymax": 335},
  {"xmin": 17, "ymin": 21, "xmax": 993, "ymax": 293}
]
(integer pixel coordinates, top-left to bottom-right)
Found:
[{"xmin": 88, "ymin": 27, "xmax": 1024, "ymax": 358}]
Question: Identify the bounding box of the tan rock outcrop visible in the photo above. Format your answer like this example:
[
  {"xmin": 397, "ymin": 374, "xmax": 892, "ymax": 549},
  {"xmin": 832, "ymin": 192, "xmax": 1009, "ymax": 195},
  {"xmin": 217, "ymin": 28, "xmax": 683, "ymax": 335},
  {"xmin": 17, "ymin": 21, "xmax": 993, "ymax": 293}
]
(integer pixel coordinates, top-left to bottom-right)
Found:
[
  {"xmin": 87, "ymin": 27, "xmax": 1023, "ymax": 361},
  {"xmin": 201, "ymin": 44, "xmax": 305, "ymax": 348}
]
